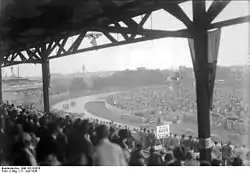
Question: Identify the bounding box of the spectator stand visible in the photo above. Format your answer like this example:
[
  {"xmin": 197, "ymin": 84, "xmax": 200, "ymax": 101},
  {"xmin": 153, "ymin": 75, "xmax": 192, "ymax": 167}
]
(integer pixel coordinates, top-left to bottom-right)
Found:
[{"xmin": 0, "ymin": 0, "xmax": 249, "ymax": 163}]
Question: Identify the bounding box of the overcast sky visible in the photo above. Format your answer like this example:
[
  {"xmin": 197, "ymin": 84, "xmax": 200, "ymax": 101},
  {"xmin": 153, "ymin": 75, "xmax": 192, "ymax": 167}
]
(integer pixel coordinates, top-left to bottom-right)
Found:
[{"xmin": 3, "ymin": 1, "xmax": 249, "ymax": 77}]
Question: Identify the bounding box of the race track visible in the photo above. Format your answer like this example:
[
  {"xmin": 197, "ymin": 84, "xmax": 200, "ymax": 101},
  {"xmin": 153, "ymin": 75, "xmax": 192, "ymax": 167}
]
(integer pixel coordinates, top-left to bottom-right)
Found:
[
  {"xmin": 52, "ymin": 93, "xmax": 112, "ymax": 121},
  {"xmin": 85, "ymin": 101, "xmax": 142, "ymax": 127},
  {"xmin": 53, "ymin": 93, "xmax": 247, "ymax": 145},
  {"xmin": 84, "ymin": 101, "xmax": 247, "ymax": 145}
]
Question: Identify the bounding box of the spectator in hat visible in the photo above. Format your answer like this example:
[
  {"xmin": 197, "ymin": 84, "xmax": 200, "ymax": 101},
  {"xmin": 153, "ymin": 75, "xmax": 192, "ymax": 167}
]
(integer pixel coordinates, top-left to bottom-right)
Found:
[
  {"xmin": 164, "ymin": 134, "xmax": 172, "ymax": 149},
  {"xmin": 213, "ymin": 141, "xmax": 222, "ymax": 159},
  {"xmin": 4, "ymin": 124, "xmax": 23, "ymax": 162},
  {"xmin": 147, "ymin": 147, "xmax": 162, "ymax": 166},
  {"xmin": 23, "ymin": 115, "xmax": 34, "ymax": 133},
  {"xmin": 163, "ymin": 152, "xmax": 175, "ymax": 166},
  {"xmin": 129, "ymin": 144, "xmax": 145, "ymax": 166},
  {"xmin": 185, "ymin": 136, "xmax": 194, "ymax": 151},
  {"xmin": 117, "ymin": 129, "xmax": 131, "ymax": 162},
  {"xmin": 193, "ymin": 137, "xmax": 199, "ymax": 153},
  {"xmin": 222, "ymin": 141, "xmax": 232, "ymax": 165},
  {"xmin": 171, "ymin": 134, "xmax": 179, "ymax": 147},
  {"xmin": 180, "ymin": 134, "xmax": 186, "ymax": 147},
  {"xmin": 12, "ymin": 133, "xmax": 37, "ymax": 166},
  {"xmin": 172, "ymin": 146, "xmax": 187, "ymax": 166},
  {"xmin": 29, "ymin": 133, "xmax": 39, "ymax": 157},
  {"xmin": 31, "ymin": 116, "xmax": 40, "ymax": 136},
  {"xmin": 109, "ymin": 127, "xmax": 119, "ymax": 144},
  {"xmin": 36, "ymin": 123, "xmax": 62, "ymax": 165},
  {"xmin": 93, "ymin": 125, "xmax": 127, "ymax": 166},
  {"xmin": 51, "ymin": 121, "xmax": 68, "ymax": 163},
  {"xmin": 117, "ymin": 129, "xmax": 129, "ymax": 149},
  {"xmin": 184, "ymin": 151, "xmax": 198, "ymax": 166},
  {"xmin": 67, "ymin": 119, "xmax": 93, "ymax": 166}
]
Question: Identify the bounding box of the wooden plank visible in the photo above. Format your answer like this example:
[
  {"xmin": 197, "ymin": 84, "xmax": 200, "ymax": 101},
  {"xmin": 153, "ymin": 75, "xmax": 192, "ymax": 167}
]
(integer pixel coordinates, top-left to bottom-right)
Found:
[{"xmin": 209, "ymin": 15, "xmax": 250, "ymax": 29}]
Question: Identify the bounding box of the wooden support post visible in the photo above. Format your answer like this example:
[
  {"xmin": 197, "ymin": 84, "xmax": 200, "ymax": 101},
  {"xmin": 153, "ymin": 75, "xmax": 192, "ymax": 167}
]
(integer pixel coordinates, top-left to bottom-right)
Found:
[
  {"xmin": 41, "ymin": 60, "xmax": 50, "ymax": 113},
  {"xmin": 0, "ymin": 64, "xmax": 2, "ymax": 103},
  {"xmin": 0, "ymin": 63, "xmax": 3, "ymax": 131},
  {"xmin": 192, "ymin": 0, "xmax": 212, "ymax": 162}
]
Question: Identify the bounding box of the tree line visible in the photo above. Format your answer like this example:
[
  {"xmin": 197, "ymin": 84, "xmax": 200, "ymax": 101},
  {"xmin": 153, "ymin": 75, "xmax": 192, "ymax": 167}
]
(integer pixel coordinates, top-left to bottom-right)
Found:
[{"xmin": 50, "ymin": 66, "xmax": 244, "ymax": 94}]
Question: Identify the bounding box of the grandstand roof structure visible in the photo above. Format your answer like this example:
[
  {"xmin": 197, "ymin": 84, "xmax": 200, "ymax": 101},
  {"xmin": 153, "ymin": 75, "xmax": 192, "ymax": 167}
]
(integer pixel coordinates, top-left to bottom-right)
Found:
[
  {"xmin": 0, "ymin": 0, "xmax": 249, "ymax": 67},
  {"xmin": 0, "ymin": 0, "xmax": 249, "ymax": 163}
]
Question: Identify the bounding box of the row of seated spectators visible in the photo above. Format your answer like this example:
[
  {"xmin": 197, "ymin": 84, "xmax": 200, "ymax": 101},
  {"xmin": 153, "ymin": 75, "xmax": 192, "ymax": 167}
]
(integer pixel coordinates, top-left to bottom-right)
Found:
[{"xmin": 0, "ymin": 102, "xmax": 246, "ymax": 166}]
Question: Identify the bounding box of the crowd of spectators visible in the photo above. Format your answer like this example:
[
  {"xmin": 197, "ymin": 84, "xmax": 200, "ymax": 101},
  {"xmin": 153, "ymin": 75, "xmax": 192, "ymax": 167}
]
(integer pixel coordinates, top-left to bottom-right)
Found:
[
  {"xmin": 108, "ymin": 86, "xmax": 248, "ymax": 133},
  {"xmin": 0, "ymin": 101, "xmax": 249, "ymax": 166}
]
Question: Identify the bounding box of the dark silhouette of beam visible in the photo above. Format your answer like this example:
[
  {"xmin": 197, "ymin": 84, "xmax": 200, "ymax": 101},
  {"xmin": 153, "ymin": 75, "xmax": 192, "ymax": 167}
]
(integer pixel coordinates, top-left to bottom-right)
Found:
[
  {"xmin": 206, "ymin": 0, "xmax": 231, "ymax": 24},
  {"xmin": 163, "ymin": 3, "xmax": 193, "ymax": 28},
  {"xmin": 208, "ymin": 15, "xmax": 250, "ymax": 29}
]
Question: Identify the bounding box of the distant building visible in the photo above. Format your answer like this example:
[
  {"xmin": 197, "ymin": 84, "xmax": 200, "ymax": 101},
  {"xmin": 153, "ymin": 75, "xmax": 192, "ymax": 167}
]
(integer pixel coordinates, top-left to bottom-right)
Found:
[{"xmin": 2, "ymin": 67, "xmax": 43, "ymax": 106}]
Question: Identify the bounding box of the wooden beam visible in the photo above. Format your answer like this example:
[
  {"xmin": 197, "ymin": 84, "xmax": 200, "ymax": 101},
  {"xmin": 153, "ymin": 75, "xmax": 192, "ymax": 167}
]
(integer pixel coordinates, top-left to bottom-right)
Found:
[
  {"xmin": 1, "ymin": 54, "xmax": 9, "ymax": 64},
  {"xmin": 96, "ymin": 27, "xmax": 192, "ymax": 38},
  {"xmin": 56, "ymin": 38, "xmax": 68, "ymax": 56},
  {"xmin": 68, "ymin": 33, "xmax": 86, "ymax": 52},
  {"xmin": 46, "ymin": 42, "xmax": 54, "ymax": 53},
  {"xmin": 130, "ymin": 12, "xmax": 152, "ymax": 39},
  {"xmin": 18, "ymin": 52, "xmax": 28, "ymax": 62},
  {"xmin": 26, "ymin": 49, "xmax": 41, "ymax": 60},
  {"xmin": 46, "ymin": 39, "xmax": 61, "ymax": 56},
  {"xmin": 209, "ymin": 15, "xmax": 250, "ymax": 29},
  {"xmin": 98, "ymin": 0, "xmax": 143, "ymax": 31},
  {"xmin": 4, "ymin": 60, "xmax": 43, "ymax": 66},
  {"xmin": 6, "ymin": 15, "xmax": 249, "ymax": 67},
  {"xmin": 114, "ymin": 23, "xmax": 129, "ymax": 40},
  {"xmin": 3, "ymin": 28, "xmax": 190, "ymax": 67},
  {"xmin": 206, "ymin": 0, "xmax": 231, "ymax": 24},
  {"xmin": 163, "ymin": 3, "xmax": 193, "ymax": 28},
  {"xmin": 122, "ymin": 17, "xmax": 142, "ymax": 30},
  {"xmin": 48, "ymin": 28, "xmax": 190, "ymax": 60},
  {"xmin": 102, "ymin": 32, "xmax": 118, "ymax": 43},
  {"xmin": 140, "ymin": 13, "xmax": 151, "ymax": 26},
  {"xmin": 10, "ymin": 53, "xmax": 18, "ymax": 61}
]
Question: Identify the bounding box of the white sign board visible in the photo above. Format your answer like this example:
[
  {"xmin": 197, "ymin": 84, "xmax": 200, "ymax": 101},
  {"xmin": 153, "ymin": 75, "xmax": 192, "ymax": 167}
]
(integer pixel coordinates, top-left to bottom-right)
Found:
[{"xmin": 156, "ymin": 125, "xmax": 170, "ymax": 139}]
